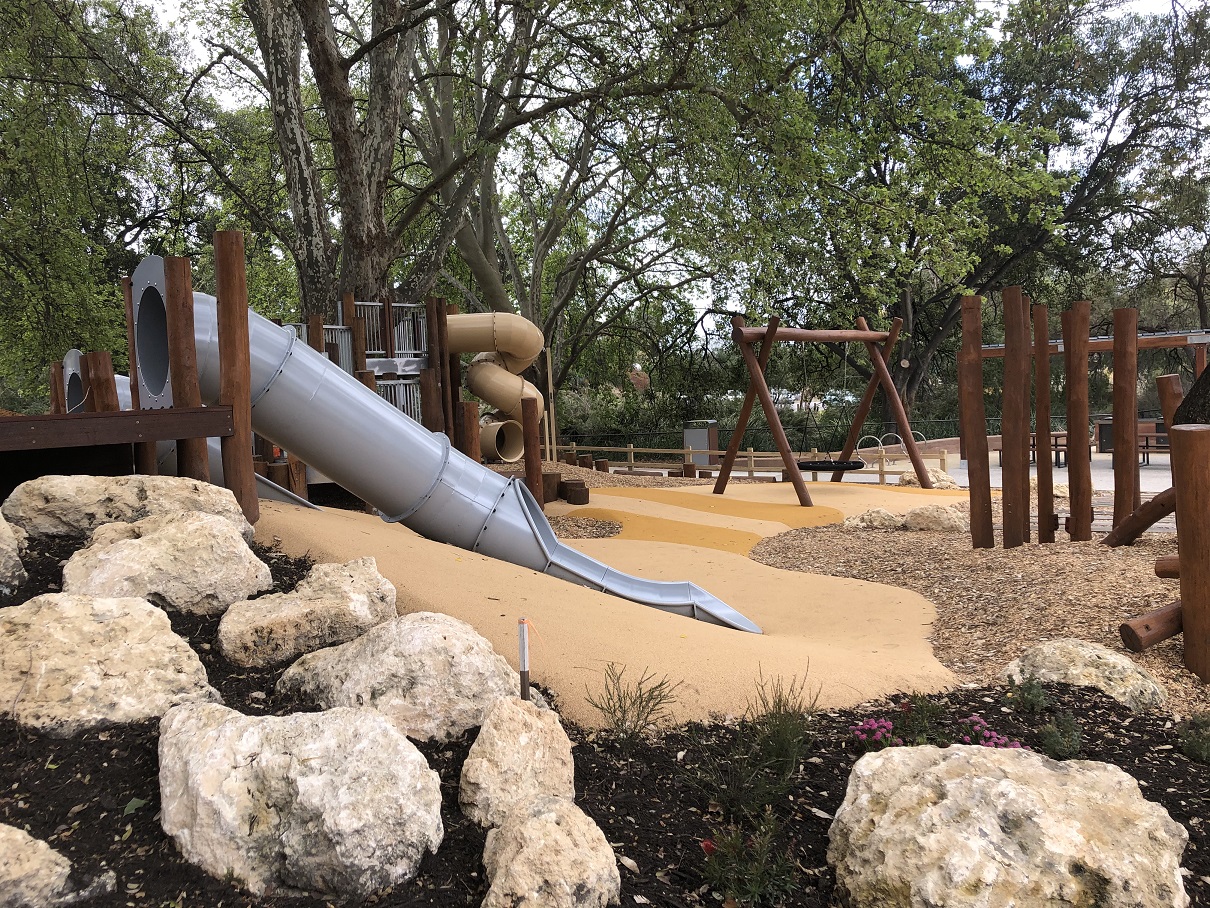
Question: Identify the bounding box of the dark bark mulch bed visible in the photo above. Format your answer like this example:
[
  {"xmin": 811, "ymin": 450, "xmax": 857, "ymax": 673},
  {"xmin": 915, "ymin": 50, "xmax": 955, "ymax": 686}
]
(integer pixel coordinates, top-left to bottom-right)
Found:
[{"xmin": 1, "ymin": 538, "xmax": 1207, "ymax": 907}]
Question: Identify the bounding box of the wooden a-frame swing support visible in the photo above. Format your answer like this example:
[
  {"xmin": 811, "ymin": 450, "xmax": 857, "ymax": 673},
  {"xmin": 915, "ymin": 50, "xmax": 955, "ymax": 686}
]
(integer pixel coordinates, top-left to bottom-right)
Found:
[{"xmin": 712, "ymin": 314, "xmax": 935, "ymax": 506}]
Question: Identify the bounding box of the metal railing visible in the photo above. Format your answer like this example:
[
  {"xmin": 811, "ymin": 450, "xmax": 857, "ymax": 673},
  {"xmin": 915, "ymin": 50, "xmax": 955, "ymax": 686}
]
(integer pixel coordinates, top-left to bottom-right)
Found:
[
  {"xmin": 287, "ymin": 323, "xmax": 354, "ymax": 374},
  {"xmin": 354, "ymin": 301, "xmax": 427, "ymax": 358},
  {"xmin": 376, "ymin": 378, "xmax": 422, "ymax": 421}
]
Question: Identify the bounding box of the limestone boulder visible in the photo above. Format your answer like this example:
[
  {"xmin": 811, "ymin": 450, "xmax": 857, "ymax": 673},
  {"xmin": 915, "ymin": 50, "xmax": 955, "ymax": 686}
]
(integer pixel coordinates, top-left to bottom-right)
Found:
[
  {"xmin": 843, "ymin": 508, "xmax": 904, "ymax": 530},
  {"xmin": 483, "ymin": 797, "xmax": 620, "ymax": 908},
  {"xmin": 218, "ymin": 557, "xmax": 395, "ymax": 667},
  {"xmin": 1004, "ymin": 639, "xmax": 1166, "ymax": 712},
  {"xmin": 904, "ymin": 504, "xmax": 969, "ymax": 533},
  {"xmin": 0, "ymin": 594, "xmax": 219, "ymax": 736},
  {"xmin": 0, "ymin": 823, "xmax": 116, "ymax": 908},
  {"xmin": 2, "ymin": 474, "xmax": 252, "ymax": 540},
  {"xmin": 898, "ymin": 468, "xmax": 960, "ymax": 490},
  {"xmin": 460, "ymin": 697, "xmax": 575, "ymax": 828},
  {"xmin": 159, "ymin": 702, "xmax": 443, "ymax": 898},
  {"xmin": 0, "ymin": 513, "xmax": 27, "ymax": 603},
  {"xmin": 828, "ymin": 745, "xmax": 1188, "ymax": 908},
  {"xmin": 63, "ymin": 511, "xmax": 272, "ymax": 616},
  {"xmin": 278, "ymin": 612, "xmax": 519, "ymax": 740}
]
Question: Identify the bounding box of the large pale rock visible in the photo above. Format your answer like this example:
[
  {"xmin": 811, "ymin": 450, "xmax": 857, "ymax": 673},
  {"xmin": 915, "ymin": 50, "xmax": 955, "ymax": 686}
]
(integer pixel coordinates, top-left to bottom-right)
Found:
[
  {"xmin": 483, "ymin": 797, "xmax": 620, "ymax": 908},
  {"xmin": 159, "ymin": 702, "xmax": 443, "ymax": 898},
  {"xmin": 2, "ymin": 474, "xmax": 253, "ymax": 540},
  {"xmin": 0, "ymin": 513, "xmax": 27, "ymax": 603},
  {"xmin": 460, "ymin": 697, "xmax": 575, "ymax": 828},
  {"xmin": 828, "ymin": 745, "xmax": 1188, "ymax": 908},
  {"xmin": 0, "ymin": 594, "xmax": 218, "ymax": 736},
  {"xmin": 0, "ymin": 823, "xmax": 116, "ymax": 908},
  {"xmin": 898, "ymin": 468, "xmax": 960, "ymax": 490},
  {"xmin": 218, "ymin": 558, "xmax": 395, "ymax": 667},
  {"xmin": 843, "ymin": 508, "xmax": 904, "ymax": 530},
  {"xmin": 1004, "ymin": 639, "xmax": 1166, "ymax": 712},
  {"xmin": 277, "ymin": 612, "xmax": 519, "ymax": 741},
  {"xmin": 903, "ymin": 504, "xmax": 969, "ymax": 533},
  {"xmin": 63, "ymin": 512, "xmax": 272, "ymax": 616}
]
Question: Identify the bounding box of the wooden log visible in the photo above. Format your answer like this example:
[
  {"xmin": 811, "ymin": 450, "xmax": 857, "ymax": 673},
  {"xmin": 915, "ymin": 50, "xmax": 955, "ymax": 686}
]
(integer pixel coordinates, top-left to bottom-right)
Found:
[
  {"xmin": 1112, "ymin": 307, "xmax": 1140, "ymax": 525},
  {"xmin": 267, "ymin": 461, "xmax": 289, "ymax": 490},
  {"xmin": 214, "ymin": 229, "xmax": 258, "ymax": 523},
  {"xmin": 381, "ymin": 297, "xmax": 396, "ymax": 358},
  {"xmin": 164, "ymin": 256, "xmax": 209, "ymax": 482},
  {"xmin": 830, "ymin": 318, "xmax": 903, "ymax": 482},
  {"xmin": 1155, "ymin": 553, "xmax": 1180, "ymax": 578},
  {"xmin": 522, "ymin": 396, "xmax": 544, "ymax": 508},
  {"xmin": 681, "ymin": 462, "xmax": 697, "ymax": 479},
  {"xmin": 307, "ymin": 315, "xmax": 325, "ymax": 353},
  {"xmin": 351, "ymin": 317, "xmax": 368, "ymax": 373},
  {"xmin": 1064, "ymin": 301, "xmax": 1093, "ymax": 541},
  {"xmin": 958, "ymin": 299, "xmax": 987, "ymax": 544},
  {"xmin": 563, "ymin": 485, "xmax": 590, "ymax": 505},
  {"xmin": 325, "ymin": 341, "xmax": 340, "ymax": 365},
  {"xmin": 82, "ymin": 352, "xmax": 120, "ymax": 412},
  {"xmin": 356, "ymin": 370, "xmax": 378, "ymax": 391},
  {"xmin": 460, "ymin": 400, "xmax": 481, "ymax": 462},
  {"xmin": 1017, "ymin": 291, "xmax": 1032, "ymax": 542},
  {"xmin": 715, "ymin": 315, "xmax": 779, "ymax": 496},
  {"xmin": 733, "ymin": 326, "xmax": 891, "ymax": 344},
  {"xmin": 1120, "ymin": 601, "xmax": 1183, "ymax": 652},
  {"xmin": 1033, "ymin": 303, "xmax": 1055, "ymax": 543},
  {"xmin": 733, "ymin": 324, "xmax": 812, "ymax": 506},
  {"xmin": 1101, "ymin": 487, "xmax": 1176, "ymax": 547},
  {"xmin": 419, "ymin": 368, "xmax": 443, "ymax": 432},
  {"xmin": 286, "ymin": 453, "xmax": 308, "ymax": 499},
  {"xmin": 594, "ymin": 458, "xmax": 610, "ymax": 472},
  {"xmin": 577, "ymin": 454, "xmax": 594, "ymax": 469},
  {"xmin": 1001, "ymin": 286, "xmax": 1028, "ymax": 549},
  {"xmin": 1172, "ymin": 424, "xmax": 1210, "ymax": 680},
  {"xmin": 341, "ymin": 291, "xmax": 355, "ymax": 327},
  {"xmin": 1157, "ymin": 374, "xmax": 1185, "ymax": 429},
  {"xmin": 253, "ymin": 458, "xmax": 268, "ymax": 478},
  {"xmin": 542, "ymin": 471, "xmax": 560, "ymax": 502},
  {"xmin": 48, "ymin": 362, "xmax": 66, "ymax": 415}
]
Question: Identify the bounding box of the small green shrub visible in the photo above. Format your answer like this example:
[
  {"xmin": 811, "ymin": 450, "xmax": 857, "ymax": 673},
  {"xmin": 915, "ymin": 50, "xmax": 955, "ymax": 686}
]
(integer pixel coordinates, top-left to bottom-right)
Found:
[
  {"xmin": 1177, "ymin": 713, "xmax": 1210, "ymax": 763},
  {"xmin": 747, "ymin": 671, "xmax": 818, "ymax": 781},
  {"xmin": 1037, "ymin": 711, "xmax": 1083, "ymax": 760},
  {"xmin": 585, "ymin": 662, "xmax": 682, "ymax": 747},
  {"xmin": 894, "ymin": 693, "xmax": 948, "ymax": 745},
  {"xmin": 701, "ymin": 809, "xmax": 797, "ymax": 907},
  {"xmin": 1003, "ymin": 678, "xmax": 1049, "ymax": 715}
]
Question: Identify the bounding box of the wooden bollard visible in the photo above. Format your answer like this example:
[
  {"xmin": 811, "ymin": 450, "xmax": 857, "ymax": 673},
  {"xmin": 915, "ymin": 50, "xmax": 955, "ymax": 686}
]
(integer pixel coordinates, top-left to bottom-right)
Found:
[
  {"xmin": 214, "ymin": 230, "xmax": 258, "ymax": 524},
  {"xmin": 460, "ymin": 400, "xmax": 481, "ymax": 462},
  {"xmin": 164, "ymin": 256, "xmax": 209, "ymax": 482},
  {"xmin": 1033, "ymin": 303, "xmax": 1055, "ymax": 543},
  {"xmin": 1172, "ymin": 424, "xmax": 1210, "ymax": 680},
  {"xmin": 356, "ymin": 370, "xmax": 378, "ymax": 391},
  {"xmin": 1120, "ymin": 601, "xmax": 1183, "ymax": 652},
  {"xmin": 577, "ymin": 454, "xmax": 594, "ymax": 469},
  {"xmin": 82, "ymin": 351, "xmax": 120, "ymax": 412},
  {"xmin": 419, "ymin": 368, "xmax": 443, "ymax": 432},
  {"xmin": 594, "ymin": 458, "xmax": 610, "ymax": 473},
  {"xmin": 682, "ymin": 462, "xmax": 697, "ymax": 479},
  {"xmin": 521, "ymin": 396, "xmax": 544, "ymax": 508},
  {"xmin": 48, "ymin": 362, "xmax": 67, "ymax": 414},
  {"xmin": 1155, "ymin": 554, "xmax": 1180, "ymax": 578},
  {"xmin": 1001, "ymin": 287, "xmax": 1029, "ymax": 548},
  {"xmin": 1063, "ymin": 302, "xmax": 1093, "ymax": 541},
  {"xmin": 286, "ymin": 453, "xmax": 309, "ymax": 500},
  {"xmin": 959, "ymin": 296, "xmax": 994, "ymax": 548},
  {"xmin": 267, "ymin": 461, "xmax": 289, "ymax": 489},
  {"xmin": 307, "ymin": 315, "xmax": 326, "ymax": 353},
  {"xmin": 542, "ymin": 471, "xmax": 560, "ymax": 502},
  {"xmin": 1112, "ymin": 308, "xmax": 1140, "ymax": 525}
]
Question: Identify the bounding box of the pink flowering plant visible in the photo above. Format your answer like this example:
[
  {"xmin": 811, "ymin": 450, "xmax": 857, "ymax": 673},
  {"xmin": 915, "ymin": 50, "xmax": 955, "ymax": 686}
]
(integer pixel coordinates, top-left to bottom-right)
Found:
[
  {"xmin": 849, "ymin": 695, "xmax": 1026, "ymax": 753},
  {"xmin": 848, "ymin": 717, "xmax": 903, "ymax": 752}
]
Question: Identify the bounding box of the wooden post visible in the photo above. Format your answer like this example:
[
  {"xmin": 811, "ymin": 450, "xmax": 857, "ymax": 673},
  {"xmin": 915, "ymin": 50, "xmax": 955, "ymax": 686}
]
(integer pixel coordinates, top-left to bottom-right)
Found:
[
  {"xmin": 715, "ymin": 315, "xmax": 781, "ymax": 496},
  {"xmin": 357, "ymin": 370, "xmax": 378, "ymax": 392},
  {"xmin": 48, "ymin": 362, "xmax": 66, "ymax": 415},
  {"xmin": 1120, "ymin": 601, "xmax": 1183, "ymax": 652},
  {"xmin": 855, "ymin": 317, "xmax": 933, "ymax": 490},
  {"xmin": 522, "ymin": 396, "xmax": 544, "ymax": 508},
  {"xmin": 267, "ymin": 461, "xmax": 289, "ymax": 490},
  {"xmin": 214, "ymin": 230, "xmax": 259, "ymax": 524},
  {"xmin": 419, "ymin": 368, "xmax": 444, "ymax": 432},
  {"xmin": 446, "ymin": 301, "xmax": 462, "ymax": 448},
  {"xmin": 438, "ymin": 300, "xmax": 456, "ymax": 444},
  {"xmin": 381, "ymin": 297, "xmax": 396, "ymax": 358},
  {"xmin": 286, "ymin": 453, "xmax": 308, "ymax": 500},
  {"xmin": 164, "ymin": 256, "xmax": 210, "ymax": 482},
  {"xmin": 461, "ymin": 400, "xmax": 481, "ymax": 462},
  {"xmin": 341, "ymin": 291, "xmax": 355, "ymax": 327},
  {"xmin": 82, "ymin": 352, "xmax": 120, "ymax": 412},
  {"xmin": 1033, "ymin": 304, "xmax": 1055, "ymax": 543},
  {"xmin": 351, "ymin": 317, "xmax": 368, "ymax": 373},
  {"xmin": 960, "ymin": 296, "xmax": 994, "ymax": 548},
  {"xmin": 1112, "ymin": 307, "xmax": 1140, "ymax": 526},
  {"xmin": 1001, "ymin": 287, "xmax": 1029, "ymax": 549},
  {"xmin": 1157, "ymin": 374, "xmax": 1184, "ymax": 429},
  {"xmin": 307, "ymin": 315, "xmax": 325, "ymax": 354},
  {"xmin": 1196, "ymin": 344, "xmax": 1207, "ymax": 378},
  {"xmin": 1171, "ymin": 424, "xmax": 1210, "ymax": 680},
  {"xmin": 1064, "ymin": 301, "xmax": 1093, "ymax": 541},
  {"xmin": 1155, "ymin": 553, "xmax": 1180, "ymax": 578},
  {"xmin": 732, "ymin": 322, "xmax": 812, "ymax": 506},
  {"xmin": 1019, "ymin": 292, "xmax": 1034, "ymax": 543},
  {"xmin": 831, "ymin": 318, "xmax": 903, "ymax": 481}
]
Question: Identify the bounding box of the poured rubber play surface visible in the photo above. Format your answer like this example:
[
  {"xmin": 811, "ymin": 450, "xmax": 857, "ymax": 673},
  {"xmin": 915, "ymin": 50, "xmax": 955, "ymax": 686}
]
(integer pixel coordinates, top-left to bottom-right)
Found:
[{"xmin": 258, "ymin": 488, "xmax": 958, "ymax": 726}]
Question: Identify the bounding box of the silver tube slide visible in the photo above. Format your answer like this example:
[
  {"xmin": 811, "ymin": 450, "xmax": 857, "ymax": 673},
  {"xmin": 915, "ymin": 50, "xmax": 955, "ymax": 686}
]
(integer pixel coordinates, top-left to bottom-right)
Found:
[{"xmin": 129, "ymin": 256, "xmax": 760, "ymax": 633}]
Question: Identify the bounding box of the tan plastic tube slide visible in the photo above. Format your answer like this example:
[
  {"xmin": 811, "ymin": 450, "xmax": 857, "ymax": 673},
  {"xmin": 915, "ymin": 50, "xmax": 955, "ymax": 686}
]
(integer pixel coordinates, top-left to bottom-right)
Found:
[{"xmin": 447, "ymin": 313, "xmax": 544, "ymax": 419}]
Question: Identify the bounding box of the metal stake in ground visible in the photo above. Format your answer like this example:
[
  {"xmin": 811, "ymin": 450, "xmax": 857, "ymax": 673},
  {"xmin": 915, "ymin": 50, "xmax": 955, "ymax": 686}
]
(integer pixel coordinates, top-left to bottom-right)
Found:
[{"xmin": 518, "ymin": 618, "xmax": 530, "ymax": 701}]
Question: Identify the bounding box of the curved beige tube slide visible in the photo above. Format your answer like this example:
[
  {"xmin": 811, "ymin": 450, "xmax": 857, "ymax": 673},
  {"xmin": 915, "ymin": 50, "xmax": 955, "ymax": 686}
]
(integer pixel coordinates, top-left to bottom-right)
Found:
[{"xmin": 448, "ymin": 313, "xmax": 544, "ymax": 420}]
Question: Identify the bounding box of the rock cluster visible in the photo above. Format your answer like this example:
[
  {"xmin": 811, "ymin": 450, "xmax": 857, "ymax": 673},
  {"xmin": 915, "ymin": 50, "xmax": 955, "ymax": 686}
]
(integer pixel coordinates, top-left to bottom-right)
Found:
[
  {"xmin": 898, "ymin": 467, "xmax": 960, "ymax": 489},
  {"xmin": 843, "ymin": 503, "xmax": 969, "ymax": 533},
  {"xmin": 0, "ymin": 513, "xmax": 27, "ymax": 603},
  {"xmin": 1, "ymin": 823, "xmax": 116, "ymax": 908}
]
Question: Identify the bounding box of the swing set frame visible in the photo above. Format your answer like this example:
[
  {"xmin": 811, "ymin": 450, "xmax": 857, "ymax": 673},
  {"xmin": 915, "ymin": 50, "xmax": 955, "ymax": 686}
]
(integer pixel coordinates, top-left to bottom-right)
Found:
[{"xmin": 713, "ymin": 314, "xmax": 934, "ymax": 506}]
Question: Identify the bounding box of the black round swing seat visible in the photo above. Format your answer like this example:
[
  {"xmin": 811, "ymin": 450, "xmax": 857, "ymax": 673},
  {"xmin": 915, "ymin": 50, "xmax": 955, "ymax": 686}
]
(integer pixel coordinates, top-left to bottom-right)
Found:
[{"xmin": 797, "ymin": 459, "xmax": 865, "ymax": 471}]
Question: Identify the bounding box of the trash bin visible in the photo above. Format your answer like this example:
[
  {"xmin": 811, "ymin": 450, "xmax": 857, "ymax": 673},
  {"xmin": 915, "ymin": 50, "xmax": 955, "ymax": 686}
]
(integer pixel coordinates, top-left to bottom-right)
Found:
[{"xmin": 683, "ymin": 420, "xmax": 719, "ymax": 466}]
